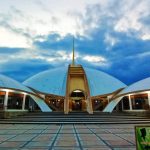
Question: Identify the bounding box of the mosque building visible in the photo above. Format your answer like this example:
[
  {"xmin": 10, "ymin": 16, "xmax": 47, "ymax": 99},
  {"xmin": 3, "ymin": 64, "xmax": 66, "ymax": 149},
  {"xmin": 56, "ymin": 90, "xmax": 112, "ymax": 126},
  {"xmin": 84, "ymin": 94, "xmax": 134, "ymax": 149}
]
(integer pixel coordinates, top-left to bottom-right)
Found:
[{"xmin": 0, "ymin": 43, "xmax": 150, "ymax": 117}]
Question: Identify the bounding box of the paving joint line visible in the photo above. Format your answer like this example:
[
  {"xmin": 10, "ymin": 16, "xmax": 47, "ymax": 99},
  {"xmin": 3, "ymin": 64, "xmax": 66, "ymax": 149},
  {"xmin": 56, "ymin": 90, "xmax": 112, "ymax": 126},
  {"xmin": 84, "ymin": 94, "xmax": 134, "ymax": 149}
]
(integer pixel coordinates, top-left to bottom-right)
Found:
[
  {"xmin": 106, "ymin": 129, "xmax": 136, "ymax": 146},
  {"xmin": 73, "ymin": 124, "xmax": 83, "ymax": 150},
  {"xmin": 20, "ymin": 125, "xmax": 49, "ymax": 148},
  {"xmin": 0, "ymin": 125, "xmax": 36, "ymax": 146},
  {"xmin": 86, "ymin": 125, "xmax": 113, "ymax": 150},
  {"xmin": 48, "ymin": 124, "xmax": 62, "ymax": 150}
]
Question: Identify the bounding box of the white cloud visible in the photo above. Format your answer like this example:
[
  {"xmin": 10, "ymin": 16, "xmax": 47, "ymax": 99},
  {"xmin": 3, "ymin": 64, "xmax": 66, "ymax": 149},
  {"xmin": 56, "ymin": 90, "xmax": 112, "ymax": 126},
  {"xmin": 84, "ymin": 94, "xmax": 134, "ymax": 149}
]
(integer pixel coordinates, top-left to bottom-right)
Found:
[
  {"xmin": 141, "ymin": 34, "xmax": 150, "ymax": 40},
  {"xmin": 0, "ymin": 0, "xmax": 149, "ymax": 50},
  {"xmin": 114, "ymin": 0, "xmax": 150, "ymax": 40},
  {"xmin": 83, "ymin": 55, "xmax": 106, "ymax": 63},
  {"xmin": 0, "ymin": 0, "xmax": 99, "ymax": 37},
  {"xmin": 0, "ymin": 45, "xmax": 109, "ymax": 71},
  {"xmin": 0, "ymin": 27, "xmax": 31, "ymax": 48},
  {"xmin": 0, "ymin": 0, "xmax": 149, "ymax": 57},
  {"xmin": 81, "ymin": 55, "xmax": 109, "ymax": 67}
]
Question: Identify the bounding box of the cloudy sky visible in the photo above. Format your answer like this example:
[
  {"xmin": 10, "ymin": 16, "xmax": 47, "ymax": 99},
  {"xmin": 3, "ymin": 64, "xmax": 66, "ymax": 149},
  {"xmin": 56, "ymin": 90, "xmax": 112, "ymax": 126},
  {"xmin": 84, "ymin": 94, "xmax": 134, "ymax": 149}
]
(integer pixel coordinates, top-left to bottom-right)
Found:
[{"xmin": 0, "ymin": 0, "xmax": 149, "ymax": 85}]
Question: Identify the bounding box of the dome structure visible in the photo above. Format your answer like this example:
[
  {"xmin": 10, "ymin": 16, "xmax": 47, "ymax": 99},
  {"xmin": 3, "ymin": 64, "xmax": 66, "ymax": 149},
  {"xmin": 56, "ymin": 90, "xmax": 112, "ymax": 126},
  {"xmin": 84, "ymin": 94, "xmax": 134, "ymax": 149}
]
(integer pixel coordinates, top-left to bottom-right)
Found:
[
  {"xmin": 0, "ymin": 74, "xmax": 51, "ymax": 113},
  {"xmin": 23, "ymin": 67, "xmax": 68, "ymax": 96},
  {"xmin": 104, "ymin": 77, "xmax": 150, "ymax": 113},
  {"xmin": 84, "ymin": 67, "xmax": 126, "ymax": 96},
  {"xmin": 23, "ymin": 66, "xmax": 126, "ymax": 96},
  {"xmin": 0, "ymin": 74, "xmax": 34, "ymax": 94},
  {"xmin": 117, "ymin": 77, "xmax": 150, "ymax": 96}
]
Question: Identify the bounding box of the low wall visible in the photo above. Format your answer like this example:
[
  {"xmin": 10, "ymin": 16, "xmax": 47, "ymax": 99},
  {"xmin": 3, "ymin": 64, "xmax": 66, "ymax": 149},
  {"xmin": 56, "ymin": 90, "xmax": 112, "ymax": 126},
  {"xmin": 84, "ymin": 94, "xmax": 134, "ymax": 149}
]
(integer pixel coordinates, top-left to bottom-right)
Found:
[
  {"xmin": 0, "ymin": 110, "xmax": 28, "ymax": 119},
  {"xmin": 123, "ymin": 110, "xmax": 150, "ymax": 117}
]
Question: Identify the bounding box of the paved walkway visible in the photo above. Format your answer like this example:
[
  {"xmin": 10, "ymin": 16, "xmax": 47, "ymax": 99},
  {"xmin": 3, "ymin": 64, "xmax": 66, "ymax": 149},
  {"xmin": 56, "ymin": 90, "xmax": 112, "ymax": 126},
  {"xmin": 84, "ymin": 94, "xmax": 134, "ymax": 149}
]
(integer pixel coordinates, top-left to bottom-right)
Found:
[{"xmin": 0, "ymin": 124, "xmax": 138, "ymax": 150}]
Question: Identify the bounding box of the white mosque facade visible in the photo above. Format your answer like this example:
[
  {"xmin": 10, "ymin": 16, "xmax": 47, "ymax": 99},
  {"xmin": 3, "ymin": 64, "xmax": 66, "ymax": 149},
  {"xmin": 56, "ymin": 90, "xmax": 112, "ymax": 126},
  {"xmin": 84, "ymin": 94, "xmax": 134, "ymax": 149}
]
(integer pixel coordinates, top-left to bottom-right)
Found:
[{"xmin": 0, "ymin": 64, "xmax": 150, "ymax": 117}]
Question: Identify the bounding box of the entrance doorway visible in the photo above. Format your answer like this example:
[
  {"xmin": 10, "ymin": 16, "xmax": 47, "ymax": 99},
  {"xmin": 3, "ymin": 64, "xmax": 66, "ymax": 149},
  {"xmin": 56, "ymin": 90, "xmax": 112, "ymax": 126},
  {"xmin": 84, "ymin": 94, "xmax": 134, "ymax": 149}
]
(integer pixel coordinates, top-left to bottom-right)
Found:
[
  {"xmin": 70, "ymin": 90, "xmax": 86, "ymax": 111},
  {"xmin": 72, "ymin": 100, "xmax": 82, "ymax": 111}
]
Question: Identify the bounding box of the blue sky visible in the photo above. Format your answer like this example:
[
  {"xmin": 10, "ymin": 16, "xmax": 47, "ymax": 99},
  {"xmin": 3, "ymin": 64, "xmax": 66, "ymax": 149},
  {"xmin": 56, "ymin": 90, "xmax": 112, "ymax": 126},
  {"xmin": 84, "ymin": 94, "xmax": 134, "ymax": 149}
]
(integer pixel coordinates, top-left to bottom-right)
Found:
[{"xmin": 0, "ymin": 0, "xmax": 149, "ymax": 85}]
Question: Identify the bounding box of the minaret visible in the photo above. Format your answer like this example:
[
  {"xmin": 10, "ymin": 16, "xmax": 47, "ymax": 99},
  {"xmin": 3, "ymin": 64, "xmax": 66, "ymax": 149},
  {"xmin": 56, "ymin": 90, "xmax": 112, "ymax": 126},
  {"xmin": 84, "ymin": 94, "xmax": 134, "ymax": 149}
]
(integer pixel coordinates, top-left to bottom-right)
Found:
[
  {"xmin": 65, "ymin": 36, "xmax": 93, "ymax": 114},
  {"xmin": 72, "ymin": 37, "xmax": 75, "ymax": 66}
]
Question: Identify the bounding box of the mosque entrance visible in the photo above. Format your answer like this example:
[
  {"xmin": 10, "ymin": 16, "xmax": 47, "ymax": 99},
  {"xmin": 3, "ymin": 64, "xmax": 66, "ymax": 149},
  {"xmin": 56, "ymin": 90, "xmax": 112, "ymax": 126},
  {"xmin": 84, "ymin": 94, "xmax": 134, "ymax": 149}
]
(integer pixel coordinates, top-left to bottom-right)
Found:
[
  {"xmin": 70, "ymin": 90, "xmax": 86, "ymax": 111},
  {"xmin": 72, "ymin": 100, "xmax": 82, "ymax": 111}
]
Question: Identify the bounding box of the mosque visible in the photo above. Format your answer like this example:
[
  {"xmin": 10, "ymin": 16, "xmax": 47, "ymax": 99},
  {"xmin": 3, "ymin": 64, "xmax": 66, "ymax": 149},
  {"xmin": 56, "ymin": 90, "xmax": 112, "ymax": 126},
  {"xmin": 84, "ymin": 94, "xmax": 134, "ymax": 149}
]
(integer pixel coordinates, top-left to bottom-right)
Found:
[{"xmin": 0, "ymin": 44, "xmax": 150, "ymax": 117}]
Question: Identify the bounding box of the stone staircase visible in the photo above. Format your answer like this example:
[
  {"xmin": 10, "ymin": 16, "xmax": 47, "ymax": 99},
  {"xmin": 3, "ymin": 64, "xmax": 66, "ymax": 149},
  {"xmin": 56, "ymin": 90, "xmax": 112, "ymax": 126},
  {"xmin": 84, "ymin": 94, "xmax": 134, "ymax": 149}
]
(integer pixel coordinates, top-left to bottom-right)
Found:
[{"xmin": 0, "ymin": 112, "xmax": 150, "ymax": 124}]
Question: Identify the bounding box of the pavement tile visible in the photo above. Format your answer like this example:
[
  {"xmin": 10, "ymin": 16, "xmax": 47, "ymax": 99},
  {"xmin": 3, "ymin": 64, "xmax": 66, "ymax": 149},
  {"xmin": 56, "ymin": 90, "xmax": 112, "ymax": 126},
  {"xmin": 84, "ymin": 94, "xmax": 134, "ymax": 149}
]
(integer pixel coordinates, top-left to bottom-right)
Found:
[
  {"xmin": 43, "ymin": 130, "xmax": 59, "ymax": 133},
  {"xmin": 47, "ymin": 126, "xmax": 60, "ymax": 130},
  {"xmin": 55, "ymin": 140, "xmax": 79, "ymax": 147},
  {"xmin": 25, "ymin": 130, "xmax": 43, "ymax": 134},
  {"xmin": 97, "ymin": 134, "xmax": 123, "ymax": 140},
  {"xmin": 8, "ymin": 135, "xmax": 36, "ymax": 141},
  {"xmin": 32, "ymin": 134, "xmax": 55, "ymax": 141},
  {"xmin": 113, "ymin": 147, "xmax": 136, "ymax": 150},
  {"xmin": 105, "ymin": 140, "xmax": 133, "ymax": 146},
  {"xmin": 113, "ymin": 148, "xmax": 135, "ymax": 150},
  {"xmin": 25, "ymin": 141, "xmax": 52, "ymax": 147},
  {"xmin": 116, "ymin": 134, "xmax": 136, "ymax": 144},
  {"xmin": 0, "ymin": 130, "xmax": 7, "ymax": 134},
  {"xmin": 5, "ymin": 129, "xmax": 27, "ymax": 134},
  {"xmin": 52, "ymin": 147, "xmax": 80, "ymax": 150},
  {"xmin": 21, "ymin": 147, "xmax": 49, "ymax": 150},
  {"xmin": 32, "ymin": 125, "xmax": 48, "ymax": 129},
  {"xmin": 76, "ymin": 129, "xmax": 92, "ymax": 133},
  {"xmin": 58, "ymin": 133, "xmax": 75, "ymax": 136},
  {"xmin": 0, "ymin": 124, "xmax": 139, "ymax": 149},
  {"xmin": 60, "ymin": 130, "xmax": 75, "ymax": 134},
  {"xmin": 57, "ymin": 138, "xmax": 76, "ymax": 141},
  {"xmin": 0, "ymin": 135, "xmax": 16, "ymax": 142},
  {"xmin": 91, "ymin": 129, "xmax": 109, "ymax": 134},
  {"xmin": 80, "ymin": 140, "xmax": 106, "ymax": 146},
  {"xmin": 83, "ymin": 147, "xmax": 111, "ymax": 150},
  {"xmin": 0, "ymin": 141, "xmax": 25, "ymax": 148}
]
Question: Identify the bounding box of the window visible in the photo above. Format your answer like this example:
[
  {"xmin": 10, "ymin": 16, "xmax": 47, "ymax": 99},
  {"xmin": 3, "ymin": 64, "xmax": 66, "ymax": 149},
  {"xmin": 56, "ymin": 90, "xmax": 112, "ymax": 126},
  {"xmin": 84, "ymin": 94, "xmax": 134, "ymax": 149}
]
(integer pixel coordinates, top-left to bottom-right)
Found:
[
  {"xmin": 0, "ymin": 91, "xmax": 5, "ymax": 110},
  {"xmin": 25, "ymin": 95, "xmax": 30, "ymax": 110},
  {"xmin": 131, "ymin": 94, "xmax": 149, "ymax": 110},
  {"xmin": 7, "ymin": 92, "xmax": 23, "ymax": 109},
  {"xmin": 122, "ymin": 96, "xmax": 130, "ymax": 110}
]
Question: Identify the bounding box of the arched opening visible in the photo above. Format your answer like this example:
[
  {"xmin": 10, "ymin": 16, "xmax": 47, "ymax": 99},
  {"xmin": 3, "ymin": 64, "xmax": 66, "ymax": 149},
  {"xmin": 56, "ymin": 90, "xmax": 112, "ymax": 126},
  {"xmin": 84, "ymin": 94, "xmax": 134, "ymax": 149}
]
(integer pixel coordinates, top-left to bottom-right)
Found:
[
  {"xmin": 71, "ymin": 89, "xmax": 85, "ymax": 97},
  {"xmin": 70, "ymin": 90, "xmax": 86, "ymax": 111}
]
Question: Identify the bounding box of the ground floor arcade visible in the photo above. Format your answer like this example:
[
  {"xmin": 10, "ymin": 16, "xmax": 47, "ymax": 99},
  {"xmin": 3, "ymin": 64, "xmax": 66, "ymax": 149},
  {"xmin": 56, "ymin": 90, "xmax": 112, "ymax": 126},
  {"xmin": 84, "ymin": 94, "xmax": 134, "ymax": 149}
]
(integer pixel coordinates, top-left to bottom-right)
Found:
[
  {"xmin": 44, "ymin": 91, "xmax": 150, "ymax": 113},
  {"xmin": 1, "ymin": 89, "xmax": 150, "ymax": 114},
  {"xmin": 115, "ymin": 91, "xmax": 150, "ymax": 112},
  {"xmin": 0, "ymin": 89, "xmax": 40, "ymax": 113}
]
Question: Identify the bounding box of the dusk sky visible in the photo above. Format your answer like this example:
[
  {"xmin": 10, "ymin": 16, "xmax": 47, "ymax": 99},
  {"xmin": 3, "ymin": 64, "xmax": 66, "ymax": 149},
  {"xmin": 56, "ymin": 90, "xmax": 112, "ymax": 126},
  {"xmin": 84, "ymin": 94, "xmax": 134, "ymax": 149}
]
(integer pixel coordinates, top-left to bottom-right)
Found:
[{"xmin": 0, "ymin": 0, "xmax": 149, "ymax": 85}]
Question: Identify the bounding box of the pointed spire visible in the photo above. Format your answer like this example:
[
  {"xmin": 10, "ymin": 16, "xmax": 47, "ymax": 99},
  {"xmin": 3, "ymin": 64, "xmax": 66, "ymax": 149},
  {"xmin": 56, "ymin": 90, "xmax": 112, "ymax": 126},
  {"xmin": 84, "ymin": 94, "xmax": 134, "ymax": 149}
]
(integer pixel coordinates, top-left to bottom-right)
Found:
[{"xmin": 72, "ymin": 36, "xmax": 75, "ymax": 65}]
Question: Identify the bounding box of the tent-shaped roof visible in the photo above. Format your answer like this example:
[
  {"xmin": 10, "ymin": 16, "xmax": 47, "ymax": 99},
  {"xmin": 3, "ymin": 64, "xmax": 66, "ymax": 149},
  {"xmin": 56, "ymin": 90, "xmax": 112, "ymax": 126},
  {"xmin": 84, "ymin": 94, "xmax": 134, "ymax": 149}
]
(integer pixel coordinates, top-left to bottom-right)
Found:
[
  {"xmin": 0, "ymin": 74, "xmax": 34, "ymax": 94},
  {"xmin": 84, "ymin": 67, "xmax": 126, "ymax": 96},
  {"xmin": 118, "ymin": 77, "xmax": 150, "ymax": 96},
  {"xmin": 23, "ymin": 66, "xmax": 126, "ymax": 96}
]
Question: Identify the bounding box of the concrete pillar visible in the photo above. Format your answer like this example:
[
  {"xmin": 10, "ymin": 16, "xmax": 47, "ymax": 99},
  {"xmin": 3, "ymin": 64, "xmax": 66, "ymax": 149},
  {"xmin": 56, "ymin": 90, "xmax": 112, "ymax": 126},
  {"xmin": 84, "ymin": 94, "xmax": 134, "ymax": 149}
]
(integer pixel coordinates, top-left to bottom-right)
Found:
[
  {"xmin": 4, "ymin": 91, "xmax": 9, "ymax": 111},
  {"xmin": 147, "ymin": 92, "xmax": 150, "ymax": 106},
  {"xmin": 128, "ymin": 95, "xmax": 132, "ymax": 110},
  {"xmin": 64, "ymin": 97, "xmax": 69, "ymax": 114},
  {"xmin": 22, "ymin": 94, "xmax": 26, "ymax": 110},
  {"xmin": 86, "ymin": 97, "xmax": 93, "ymax": 114}
]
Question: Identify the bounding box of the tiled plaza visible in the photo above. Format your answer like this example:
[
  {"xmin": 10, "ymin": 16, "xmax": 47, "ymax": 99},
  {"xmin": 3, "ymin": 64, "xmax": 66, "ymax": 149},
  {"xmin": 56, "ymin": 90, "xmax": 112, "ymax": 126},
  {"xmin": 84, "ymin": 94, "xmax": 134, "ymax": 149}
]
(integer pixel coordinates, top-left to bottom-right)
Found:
[{"xmin": 0, "ymin": 124, "xmax": 138, "ymax": 150}]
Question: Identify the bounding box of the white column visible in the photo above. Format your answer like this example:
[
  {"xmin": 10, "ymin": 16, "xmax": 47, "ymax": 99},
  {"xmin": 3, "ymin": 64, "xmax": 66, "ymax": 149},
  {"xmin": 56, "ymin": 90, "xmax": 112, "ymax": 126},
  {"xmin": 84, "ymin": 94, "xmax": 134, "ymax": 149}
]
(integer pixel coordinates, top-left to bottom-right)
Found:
[
  {"xmin": 22, "ymin": 94, "xmax": 26, "ymax": 110},
  {"xmin": 4, "ymin": 91, "xmax": 9, "ymax": 111},
  {"xmin": 128, "ymin": 95, "xmax": 132, "ymax": 110},
  {"xmin": 147, "ymin": 92, "xmax": 150, "ymax": 106}
]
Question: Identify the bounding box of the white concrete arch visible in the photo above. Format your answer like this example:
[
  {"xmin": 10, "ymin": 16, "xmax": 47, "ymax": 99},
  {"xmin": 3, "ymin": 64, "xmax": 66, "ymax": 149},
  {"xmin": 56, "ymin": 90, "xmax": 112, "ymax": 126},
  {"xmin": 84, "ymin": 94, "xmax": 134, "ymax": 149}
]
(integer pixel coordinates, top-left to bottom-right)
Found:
[
  {"xmin": 103, "ymin": 96, "xmax": 123, "ymax": 112},
  {"xmin": 30, "ymin": 95, "xmax": 52, "ymax": 112}
]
